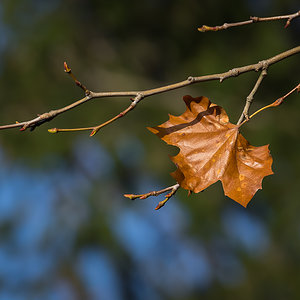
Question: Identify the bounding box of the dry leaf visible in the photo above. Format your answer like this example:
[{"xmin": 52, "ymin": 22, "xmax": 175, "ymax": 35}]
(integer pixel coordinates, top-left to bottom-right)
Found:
[{"xmin": 148, "ymin": 95, "xmax": 273, "ymax": 207}]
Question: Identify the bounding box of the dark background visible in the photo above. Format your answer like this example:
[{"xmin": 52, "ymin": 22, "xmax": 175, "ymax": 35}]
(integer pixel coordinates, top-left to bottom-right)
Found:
[{"xmin": 0, "ymin": 0, "xmax": 300, "ymax": 299}]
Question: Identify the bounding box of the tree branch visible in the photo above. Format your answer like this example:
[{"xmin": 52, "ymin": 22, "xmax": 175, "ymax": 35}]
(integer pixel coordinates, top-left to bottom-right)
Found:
[
  {"xmin": 64, "ymin": 61, "xmax": 89, "ymax": 95},
  {"xmin": 0, "ymin": 46, "xmax": 299, "ymax": 135},
  {"xmin": 237, "ymin": 68, "xmax": 268, "ymax": 125},
  {"xmin": 124, "ymin": 183, "xmax": 180, "ymax": 210},
  {"xmin": 239, "ymin": 83, "xmax": 300, "ymax": 127},
  {"xmin": 198, "ymin": 10, "xmax": 300, "ymax": 32}
]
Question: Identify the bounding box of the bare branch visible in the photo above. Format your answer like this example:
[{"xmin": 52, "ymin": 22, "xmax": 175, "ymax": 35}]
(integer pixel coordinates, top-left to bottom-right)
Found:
[
  {"xmin": 0, "ymin": 45, "xmax": 299, "ymax": 134},
  {"xmin": 64, "ymin": 62, "xmax": 89, "ymax": 95},
  {"xmin": 239, "ymin": 83, "xmax": 300, "ymax": 127},
  {"xmin": 198, "ymin": 10, "xmax": 300, "ymax": 32},
  {"xmin": 124, "ymin": 183, "xmax": 180, "ymax": 210},
  {"xmin": 47, "ymin": 46, "xmax": 300, "ymax": 136},
  {"xmin": 89, "ymin": 93, "xmax": 144, "ymax": 136},
  {"xmin": 237, "ymin": 69, "xmax": 268, "ymax": 125}
]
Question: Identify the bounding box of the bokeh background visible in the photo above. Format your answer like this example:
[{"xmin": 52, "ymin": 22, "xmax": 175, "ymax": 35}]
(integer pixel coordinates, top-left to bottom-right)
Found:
[{"xmin": 0, "ymin": 0, "xmax": 300, "ymax": 299}]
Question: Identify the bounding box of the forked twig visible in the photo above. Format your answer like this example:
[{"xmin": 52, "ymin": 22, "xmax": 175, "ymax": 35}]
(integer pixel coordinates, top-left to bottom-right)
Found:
[
  {"xmin": 237, "ymin": 68, "xmax": 268, "ymax": 125},
  {"xmin": 124, "ymin": 183, "xmax": 180, "ymax": 210},
  {"xmin": 239, "ymin": 83, "xmax": 300, "ymax": 127},
  {"xmin": 198, "ymin": 10, "xmax": 300, "ymax": 32},
  {"xmin": 1, "ymin": 46, "xmax": 298, "ymax": 135}
]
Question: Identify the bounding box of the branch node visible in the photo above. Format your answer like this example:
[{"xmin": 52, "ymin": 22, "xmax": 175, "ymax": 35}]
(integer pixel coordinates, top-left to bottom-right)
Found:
[
  {"xmin": 250, "ymin": 16, "xmax": 259, "ymax": 23},
  {"xmin": 230, "ymin": 68, "xmax": 240, "ymax": 77},
  {"xmin": 187, "ymin": 76, "xmax": 195, "ymax": 83},
  {"xmin": 136, "ymin": 92, "xmax": 144, "ymax": 100},
  {"xmin": 132, "ymin": 92, "xmax": 144, "ymax": 105},
  {"xmin": 39, "ymin": 110, "xmax": 56, "ymax": 120},
  {"xmin": 259, "ymin": 60, "xmax": 269, "ymax": 71},
  {"xmin": 246, "ymin": 95, "xmax": 253, "ymax": 104}
]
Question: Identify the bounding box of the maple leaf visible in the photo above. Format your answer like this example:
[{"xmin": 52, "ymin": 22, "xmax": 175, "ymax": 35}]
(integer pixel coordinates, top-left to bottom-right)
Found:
[{"xmin": 148, "ymin": 95, "xmax": 273, "ymax": 207}]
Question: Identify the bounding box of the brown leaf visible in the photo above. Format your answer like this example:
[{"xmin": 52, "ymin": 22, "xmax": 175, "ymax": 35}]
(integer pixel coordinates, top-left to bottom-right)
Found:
[{"xmin": 148, "ymin": 95, "xmax": 273, "ymax": 207}]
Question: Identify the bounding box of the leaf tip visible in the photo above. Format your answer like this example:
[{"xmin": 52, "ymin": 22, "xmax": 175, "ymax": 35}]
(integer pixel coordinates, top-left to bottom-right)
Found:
[
  {"xmin": 241, "ymin": 202, "xmax": 249, "ymax": 208},
  {"xmin": 147, "ymin": 126, "xmax": 158, "ymax": 134}
]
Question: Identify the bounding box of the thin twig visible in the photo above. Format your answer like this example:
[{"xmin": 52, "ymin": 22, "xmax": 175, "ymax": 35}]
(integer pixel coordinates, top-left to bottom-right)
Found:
[
  {"xmin": 237, "ymin": 69, "xmax": 268, "ymax": 125},
  {"xmin": 0, "ymin": 46, "xmax": 300, "ymax": 134},
  {"xmin": 239, "ymin": 83, "xmax": 300, "ymax": 127},
  {"xmin": 198, "ymin": 10, "xmax": 300, "ymax": 32},
  {"xmin": 64, "ymin": 61, "xmax": 89, "ymax": 95},
  {"xmin": 89, "ymin": 93, "xmax": 144, "ymax": 136},
  {"xmin": 48, "ymin": 94, "xmax": 145, "ymax": 136},
  {"xmin": 124, "ymin": 183, "xmax": 180, "ymax": 210}
]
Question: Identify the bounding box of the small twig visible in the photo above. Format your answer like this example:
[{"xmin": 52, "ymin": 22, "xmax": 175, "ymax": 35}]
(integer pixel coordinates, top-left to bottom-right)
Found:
[
  {"xmin": 89, "ymin": 93, "xmax": 144, "ymax": 136},
  {"xmin": 198, "ymin": 10, "xmax": 300, "ymax": 32},
  {"xmin": 237, "ymin": 69, "xmax": 268, "ymax": 125},
  {"xmin": 48, "ymin": 93, "xmax": 144, "ymax": 136},
  {"xmin": 64, "ymin": 62, "xmax": 89, "ymax": 95},
  {"xmin": 124, "ymin": 183, "xmax": 180, "ymax": 210},
  {"xmin": 1, "ymin": 46, "xmax": 300, "ymax": 133},
  {"xmin": 239, "ymin": 83, "xmax": 300, "ymax": 127}
]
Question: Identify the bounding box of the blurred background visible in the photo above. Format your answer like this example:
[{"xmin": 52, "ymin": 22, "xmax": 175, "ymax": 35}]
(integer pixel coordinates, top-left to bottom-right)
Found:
[{"xmin": 0, "ymin": 0, "xmax": 300, "ymax": 299}]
